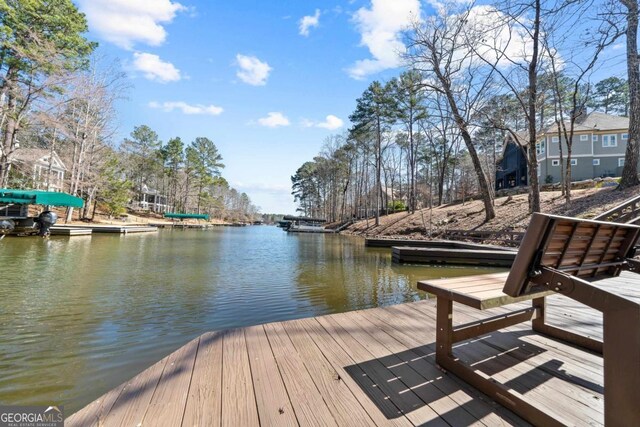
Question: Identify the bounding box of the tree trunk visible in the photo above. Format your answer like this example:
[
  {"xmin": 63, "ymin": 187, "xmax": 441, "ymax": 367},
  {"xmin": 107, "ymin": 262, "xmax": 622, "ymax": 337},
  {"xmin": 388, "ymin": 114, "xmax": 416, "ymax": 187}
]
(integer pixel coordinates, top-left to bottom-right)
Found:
[
  {"xmin": 620, "ymin": 0, "xmax": 640, "ymax": 188},
  {"xmin": 0, "ymin": 69, "xmax": 18, "ymax": 187},
  {"xmin": 375, "ymin": 118, "xmax": 381, "ymax": 226},
  {"xmin": 526, "ymin": 0, "xmax": 542, "ymax": 213},
  {"xmin": 438, "ymin": 75, "xmax": 495, "ymax": 220}
]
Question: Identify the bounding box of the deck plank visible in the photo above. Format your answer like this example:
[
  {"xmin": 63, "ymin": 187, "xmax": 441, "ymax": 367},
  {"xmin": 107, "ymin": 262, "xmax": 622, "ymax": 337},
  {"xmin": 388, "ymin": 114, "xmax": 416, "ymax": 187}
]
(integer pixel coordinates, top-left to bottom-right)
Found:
[
  {"xmin": 143, "ymin": 337, "xmax": 199, "ymax": 427},
  {"xmin": 182, "ymin": 331, "xmax": 224, "ymax": 427},
  {"xmin": 65, "ymin": 381, "xmax": 126, "ymax": 427},
  {"xmin": 332, "ymin": 311, "xmax": 484, "ymax": 426},
  {"xmin": 244, "ymin": 325, "xmax": 298, "ymax": 427},
  {"xmin": 221, "ymin": 329, "xmax": 259, "ymax": 427},
  {"xmin": 363, "ymin": 306, "xmax": 528, "ymax": 426},
  {"xmin": 99, "ymin": 353, "xmax": 169, "ymax": 426},
  {"xmin": 296, "ymin": 317, "xmax": 415, "ymax": 427},
  {"xmin": 281, "ymin": 319, "xmax": 378, "ymax": 426},
  {"xmin": 389, "ymin": 302, "xmax": 604, "ymax": 425},
  {"xmin": 315, "ymin": 314, "xmax": 449, "ymax": 426},
  {"xmin": 263, "ymin": 322, "xmax": 339, "ymax": 427}
]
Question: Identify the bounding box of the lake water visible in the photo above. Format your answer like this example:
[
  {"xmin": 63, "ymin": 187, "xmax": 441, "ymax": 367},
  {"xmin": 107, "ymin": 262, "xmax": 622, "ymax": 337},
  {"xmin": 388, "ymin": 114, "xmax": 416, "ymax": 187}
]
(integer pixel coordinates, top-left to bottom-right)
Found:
[{"xmin": 0, "ymin": 226, "xmax": 500, "ymax": 413}]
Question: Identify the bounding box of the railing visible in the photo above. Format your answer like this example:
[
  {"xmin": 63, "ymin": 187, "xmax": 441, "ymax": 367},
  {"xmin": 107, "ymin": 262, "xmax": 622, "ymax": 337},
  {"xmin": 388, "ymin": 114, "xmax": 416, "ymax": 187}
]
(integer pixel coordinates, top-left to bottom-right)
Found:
[{"xmin": 594, "ymin": 194, "xmax": 640, "ymax": 224}]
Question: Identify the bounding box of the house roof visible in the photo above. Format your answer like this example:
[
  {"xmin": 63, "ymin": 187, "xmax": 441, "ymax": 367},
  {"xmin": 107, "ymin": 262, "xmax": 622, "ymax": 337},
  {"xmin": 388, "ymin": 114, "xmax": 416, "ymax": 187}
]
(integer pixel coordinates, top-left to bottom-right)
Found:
[
  {"xmin": 9, "ymin": 148, "xmax": 67, "ymax": 171},
  {"xmin": 503, "ymin": 112, "xmax": 628, "ymax": 151},
  {"xmin": 575, "ymin": 111, "xmax": 629, "ymax": 131},
  {"xmin": 507, "ymin": 130, "xmax": 529, "ymax": 145},
  {"xmin": 542, "ymin": 111, "xmax": 628, "ymax": 134}
]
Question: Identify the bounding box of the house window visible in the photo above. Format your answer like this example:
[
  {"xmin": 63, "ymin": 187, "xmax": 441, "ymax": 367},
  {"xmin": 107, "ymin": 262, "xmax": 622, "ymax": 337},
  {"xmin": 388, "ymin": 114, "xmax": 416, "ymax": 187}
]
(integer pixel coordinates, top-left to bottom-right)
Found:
[
  {"xmin": 551, "ymin": 136, "xmax": 559, "ymax": 143},
  {"xmin": 592, "ymin": 135, "xmax": 598, "ymax": 142},
  {"xmin": 619, "ymin": 158, "xmax": 625, "ymax": 167},
  {"xmin": 602, "ymin": 135, "xmax": 617, "ymax": 147},
  {"xmin": 622, "ymin": 133, "xmax": 629, "ymax": 140},
  {"xmin": 593, "ymin": 159, "xmax": 600, "ymax": 166},
  {"xmin": 552, "ymin": 159, "xmax": 560, "ymax": 166},
  {"xmin": 570, "ymin": 159, "xmax": 578, "ymax": 166},
  {"xmin": 580, "ymin": 134, "xmax": 589, "ymax": 141},
  {"xmin": 536, "ymin": 141, "xmax": 546, "ymax": 155}
]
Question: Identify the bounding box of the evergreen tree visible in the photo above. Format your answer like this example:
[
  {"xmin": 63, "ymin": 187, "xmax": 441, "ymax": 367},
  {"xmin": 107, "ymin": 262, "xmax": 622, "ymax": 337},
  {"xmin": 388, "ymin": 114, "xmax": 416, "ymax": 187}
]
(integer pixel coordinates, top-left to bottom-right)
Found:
[
  {"xmin": 0, "ymin": 0, "xmax": 96, "ymax": 185},
  {"xmin": 349, "ymin": 81, "xmax": 396, "ymax": 225}
]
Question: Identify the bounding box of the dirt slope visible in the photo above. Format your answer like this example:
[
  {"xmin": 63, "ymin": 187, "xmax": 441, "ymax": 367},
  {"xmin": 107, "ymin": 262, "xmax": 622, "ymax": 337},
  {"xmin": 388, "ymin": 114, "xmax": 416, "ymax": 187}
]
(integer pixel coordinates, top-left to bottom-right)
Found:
[{"xmin": 342, "ymin": 187, "xmax": 639, "ymax": 239}]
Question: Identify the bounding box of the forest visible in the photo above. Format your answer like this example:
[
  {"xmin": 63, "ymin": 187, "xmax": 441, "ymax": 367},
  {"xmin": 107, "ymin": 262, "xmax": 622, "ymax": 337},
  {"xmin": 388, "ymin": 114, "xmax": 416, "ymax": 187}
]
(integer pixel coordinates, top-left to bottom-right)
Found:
[
  {"xmin": 0, "ymin": 0, "xmax": 259, "ymax": 222},
  {"xmin": 291, "ymin": 0, "xmax": 640, "ymax": 225}
]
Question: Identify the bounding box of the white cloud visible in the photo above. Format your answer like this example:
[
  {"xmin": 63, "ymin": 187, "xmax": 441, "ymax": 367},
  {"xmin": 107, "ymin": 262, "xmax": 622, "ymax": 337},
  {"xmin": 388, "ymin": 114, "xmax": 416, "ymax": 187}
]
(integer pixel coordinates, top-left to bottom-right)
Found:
[
  {"xmin": 149, "ymin": 101, "xmax": 223, "ymax": 116},
  {"xmin": 302, "ymin": 115, "xmax": 344, "ymax": 130},
  {"xmin": 236, "ymin": 54, "xmax": 272, "ymax": 86},
  {"xmin": 257, "ymin": 112, "xmax": 290, "ymax": 128},
  {"xmin": 78, "ymin": 0, "xmax": 185, "ymax": 50},
  {"xmin": 347, "ymin": 0, "xmax": 421, "ymax": 79},
  {"xmin": 133, "ymin": 52, "xmax": 181, "ymax": 83},
  {"xmin": 299, "ymin": 9, "xmax": 321, "ymax": 36}
]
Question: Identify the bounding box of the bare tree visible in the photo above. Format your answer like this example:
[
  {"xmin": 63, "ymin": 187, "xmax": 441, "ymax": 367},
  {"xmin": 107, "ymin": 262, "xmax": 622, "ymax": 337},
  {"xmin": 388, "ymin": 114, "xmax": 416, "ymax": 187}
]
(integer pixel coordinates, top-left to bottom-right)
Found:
[
  {"xmin": 543, "ymin": 2, "xmax": 619, "ymax": 202},
  {"xmin": 406, "ymin": 4, "xmax": 497, "ymax": 221}
]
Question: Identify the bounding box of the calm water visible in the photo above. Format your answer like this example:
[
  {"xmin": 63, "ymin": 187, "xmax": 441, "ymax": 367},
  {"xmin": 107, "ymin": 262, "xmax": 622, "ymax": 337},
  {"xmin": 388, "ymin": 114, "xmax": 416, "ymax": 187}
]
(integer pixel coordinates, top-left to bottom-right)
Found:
[{"xmin": 0, "ymin": 226, "xmax": 500, "ymax": 413}]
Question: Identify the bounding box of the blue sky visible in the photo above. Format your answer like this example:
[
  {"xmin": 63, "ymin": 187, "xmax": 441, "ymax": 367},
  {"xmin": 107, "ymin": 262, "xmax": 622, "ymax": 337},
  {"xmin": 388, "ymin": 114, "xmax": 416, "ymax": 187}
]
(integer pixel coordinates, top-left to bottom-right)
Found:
[
  {"xmin": 74, "ymin": 0, "xmax": 626, "ymax": 214},
  {"xmin": 74, "ymin": 0, "xmax": 424, "ymax": 214}
]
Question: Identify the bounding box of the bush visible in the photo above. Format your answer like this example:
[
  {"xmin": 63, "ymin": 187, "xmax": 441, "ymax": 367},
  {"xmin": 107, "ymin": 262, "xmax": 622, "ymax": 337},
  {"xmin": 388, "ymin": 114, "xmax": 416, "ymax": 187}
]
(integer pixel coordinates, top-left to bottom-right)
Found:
[
  {"xmin": 388, "ymin": 200, "xmax": 407, "ymax": 211},
  {"xmin": 545, "ymin": 175, "xmax": 554, "ymax": 184}
]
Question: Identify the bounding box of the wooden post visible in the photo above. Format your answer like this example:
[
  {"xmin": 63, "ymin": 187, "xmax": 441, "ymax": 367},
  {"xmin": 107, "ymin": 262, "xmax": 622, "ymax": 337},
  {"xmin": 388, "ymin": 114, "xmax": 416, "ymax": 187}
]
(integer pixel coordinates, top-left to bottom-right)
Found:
[
  {"xmin": 603, "ymin": 306, "xmax": 640, "ymax": 426},
  {"xmin": 435, "ymin": 297, "xmax": 453, "ymax": 364}
]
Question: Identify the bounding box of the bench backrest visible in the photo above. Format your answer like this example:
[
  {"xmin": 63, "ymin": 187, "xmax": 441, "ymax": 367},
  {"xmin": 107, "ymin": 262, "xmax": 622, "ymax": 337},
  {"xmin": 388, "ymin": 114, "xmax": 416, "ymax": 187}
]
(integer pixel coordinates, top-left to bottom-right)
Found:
[{"xmin": 504, "ymin": 213, "xmax": 640, "ymax": 297}]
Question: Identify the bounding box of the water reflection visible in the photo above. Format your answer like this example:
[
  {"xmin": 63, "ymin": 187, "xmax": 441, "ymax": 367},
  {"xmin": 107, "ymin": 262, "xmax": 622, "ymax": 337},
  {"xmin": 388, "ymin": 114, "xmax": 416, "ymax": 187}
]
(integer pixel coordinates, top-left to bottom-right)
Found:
[{"xmin": 0, "ymin": 226, "xmax": 502, "ymax": 412}]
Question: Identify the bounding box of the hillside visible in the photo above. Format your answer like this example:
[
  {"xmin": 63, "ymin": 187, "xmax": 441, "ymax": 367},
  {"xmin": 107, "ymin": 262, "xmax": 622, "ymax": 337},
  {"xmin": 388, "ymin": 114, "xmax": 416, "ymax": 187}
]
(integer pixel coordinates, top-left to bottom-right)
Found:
[{"xmin": 342, "ymin": 187, "xmax": 639, "ymax": 239}]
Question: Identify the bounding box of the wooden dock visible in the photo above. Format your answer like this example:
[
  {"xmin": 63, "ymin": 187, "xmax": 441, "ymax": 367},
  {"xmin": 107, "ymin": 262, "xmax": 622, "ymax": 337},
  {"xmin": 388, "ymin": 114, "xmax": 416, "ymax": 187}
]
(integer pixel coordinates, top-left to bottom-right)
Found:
[
  {"xmin": 365, "ymin": 238, "xmax": 515, "ymax": 252},
  {"xmin": 54, "ymin": 225, "xmax": 158, "ymax": 234},
  {"xmin": 67, "ymin": 272, "xmax": 640, "ymax": 426},
  {"xmin": 392, "ymin": 246, "xmax": 517, "ymax": 267},
  {"xmin": 49, "ymin": 226, "xmax": 93, "ymax": 236}
]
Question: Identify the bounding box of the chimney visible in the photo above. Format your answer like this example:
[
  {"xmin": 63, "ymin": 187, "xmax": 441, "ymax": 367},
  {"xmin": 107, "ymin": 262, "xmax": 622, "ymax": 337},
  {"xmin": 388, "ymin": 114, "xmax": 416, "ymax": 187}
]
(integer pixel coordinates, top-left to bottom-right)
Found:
[{"xmin": 572, "ymin": 106, "xmax": 588, "ymax": 123}]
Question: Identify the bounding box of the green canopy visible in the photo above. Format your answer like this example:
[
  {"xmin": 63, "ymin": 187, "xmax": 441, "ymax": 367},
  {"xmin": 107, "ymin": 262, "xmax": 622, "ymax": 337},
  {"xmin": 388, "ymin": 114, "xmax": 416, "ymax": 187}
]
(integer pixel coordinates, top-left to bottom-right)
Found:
[
  {"xmin": 164, "ymin": 212, "xmax": 209, "ymax": 220},
  {"xmin": 0, "ymin": 189, "xmax": 84, "ymax": 208}
]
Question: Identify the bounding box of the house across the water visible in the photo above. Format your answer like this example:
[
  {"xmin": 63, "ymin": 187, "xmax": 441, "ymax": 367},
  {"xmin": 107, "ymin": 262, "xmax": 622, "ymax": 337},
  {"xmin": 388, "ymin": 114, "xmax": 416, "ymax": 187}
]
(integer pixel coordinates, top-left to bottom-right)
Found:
[
  {"xmin": 496, "ymin": 112, "xmax": 634, "ymax": 190},
  {"xmin": 130, "ymin": 184, "xmax": 172, "ymax": 213},
  {"xmin": 8, "ymin": 148, "xmax": 67, "ymax": 192}
]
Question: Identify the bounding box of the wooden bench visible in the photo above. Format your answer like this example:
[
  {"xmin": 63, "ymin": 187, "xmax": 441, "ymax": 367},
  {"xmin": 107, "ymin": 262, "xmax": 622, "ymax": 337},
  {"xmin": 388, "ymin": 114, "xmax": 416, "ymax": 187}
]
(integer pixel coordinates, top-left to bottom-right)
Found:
[{"xmin": 418, "ymin": 213, "xmax": 640, "ymax": 426}]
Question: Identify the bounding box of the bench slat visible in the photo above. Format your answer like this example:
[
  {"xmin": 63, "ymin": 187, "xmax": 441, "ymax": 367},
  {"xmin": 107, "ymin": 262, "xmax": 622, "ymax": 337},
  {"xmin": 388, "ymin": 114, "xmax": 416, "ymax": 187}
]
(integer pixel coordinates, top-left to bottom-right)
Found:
[{"xmin": 418, "ymin": 273, "xmax": 553, "ymax": 310}]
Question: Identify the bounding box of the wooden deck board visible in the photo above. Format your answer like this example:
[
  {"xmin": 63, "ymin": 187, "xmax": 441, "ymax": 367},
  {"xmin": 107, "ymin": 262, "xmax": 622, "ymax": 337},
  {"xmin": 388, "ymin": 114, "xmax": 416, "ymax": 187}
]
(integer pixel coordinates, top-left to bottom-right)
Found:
[
  {"xmin": 69, "ymin": 271, "xmax": 640, "ymax": 426},
  {"xmin": 182, "ymin": 331, "xmax": 224, "ymax": 427},
  {"xmin": 281, "ymin": 319, "xmax": 378, "ymax": 426},
  {"xmin": 221, "ymin": 329, "xmax": 259, "ymax": 427},
  {"xmin": 245, "ymin": 325, "xmax": 297, "ymax": 427},
  {"xmin": 264, "ymin": 322, "xmax": 338, "ymax": 427},
  {"xmin": 142, "ymin": 337, "xmax": 199, "ymax": 427}
]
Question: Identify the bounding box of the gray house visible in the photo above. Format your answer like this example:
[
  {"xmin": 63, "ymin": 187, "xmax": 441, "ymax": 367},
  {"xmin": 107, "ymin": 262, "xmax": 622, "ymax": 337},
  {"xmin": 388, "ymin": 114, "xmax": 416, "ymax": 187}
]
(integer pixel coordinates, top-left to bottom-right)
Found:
[{"xmin": 536, "ymin": 112, "xmax": 631, "ymax": 183}]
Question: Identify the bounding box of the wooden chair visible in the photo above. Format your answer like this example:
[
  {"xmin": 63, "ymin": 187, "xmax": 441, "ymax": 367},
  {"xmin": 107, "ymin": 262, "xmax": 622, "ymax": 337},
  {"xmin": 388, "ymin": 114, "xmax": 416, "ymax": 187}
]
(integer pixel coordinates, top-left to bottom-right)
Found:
[{"xmin": 418, "ymin": 213, "xmax": 640, "ymax": 426}]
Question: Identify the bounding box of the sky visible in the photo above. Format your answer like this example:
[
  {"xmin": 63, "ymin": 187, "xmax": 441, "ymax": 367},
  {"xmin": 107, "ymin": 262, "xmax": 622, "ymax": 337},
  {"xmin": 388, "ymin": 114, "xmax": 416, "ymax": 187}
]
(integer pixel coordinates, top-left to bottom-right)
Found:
[
  {"xmin": 73, "ymin": 0, "xmax": 627, "ymax": 215},
  {"xmin": 74, "ymin": 0, "xmax": 425, "ymax": 214}
]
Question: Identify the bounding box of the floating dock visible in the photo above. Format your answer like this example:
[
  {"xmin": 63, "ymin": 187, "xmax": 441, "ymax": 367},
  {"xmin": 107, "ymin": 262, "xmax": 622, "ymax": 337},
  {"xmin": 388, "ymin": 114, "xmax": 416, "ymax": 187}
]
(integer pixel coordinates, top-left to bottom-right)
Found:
[
  {"xmin": 288, "ymin": 225, "xmax": 335, "ymax": 233},
  {"xmin": 365, "ymin": 238, "xmax": 515, "ymax": 251},
  {"xmin": 54, "ymin": 225, "xmax": 158, "ymax": 234},
  {"xmin": 67, "ymin": 272, "xmax": 640, "ymax": 426},
  {"xmin": 392, "ymin": 246, "xmax": 517, "ymax": 267},
  {"xmin": 49, "ymin": 227, "xmax": 93, "ymax": 236}
]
